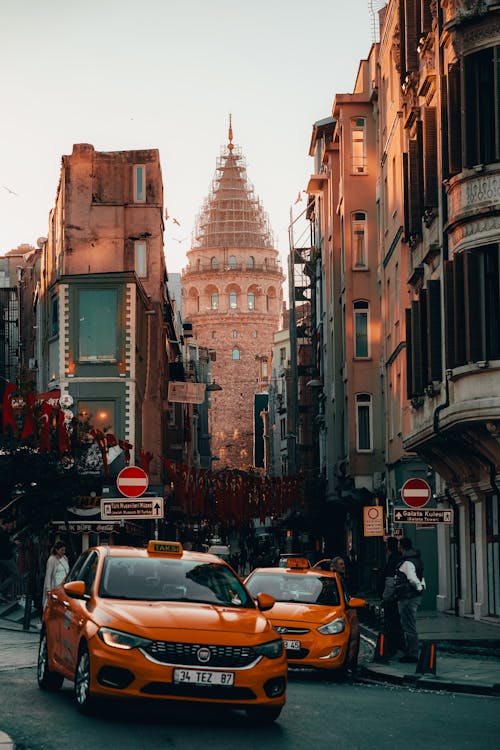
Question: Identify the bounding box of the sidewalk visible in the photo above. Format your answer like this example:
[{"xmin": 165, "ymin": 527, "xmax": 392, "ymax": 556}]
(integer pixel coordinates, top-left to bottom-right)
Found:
[{"xmin": 359, "ymin": 608, "xmax": 500, "ymax": 696}]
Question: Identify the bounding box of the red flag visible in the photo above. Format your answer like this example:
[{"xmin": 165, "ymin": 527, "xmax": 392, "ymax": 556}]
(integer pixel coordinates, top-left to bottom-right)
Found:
[
  {"xmin": 118, "ymin": 439, "xmax": 133, "ymax": 465},
  {"xmin": 139, "ymin": 449, "xmax": 154, "ymax": 473},
  {"xmin": 39, "ymin": 402, "xmax": 52, "ymax": 452},
  {"xmin": 160, "ymin": 457, "xmax": 178, "ymax": 480},
  {"xmin": 20, "ymin": 393, "xmax": 37, "ymax": 439},
  {"xmin": 2, "ymin": 382, "xmax": 16, "ymax": 434}
]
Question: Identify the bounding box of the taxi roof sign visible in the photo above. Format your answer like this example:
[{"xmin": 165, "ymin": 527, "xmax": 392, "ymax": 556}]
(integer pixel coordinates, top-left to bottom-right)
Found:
[
  {"xmin": 286, "ymin": 557, "xmax": 310, "ymax": 569},
  {"xmin": 147, "ymin": 540, "xmax": 183, "ymax": 556}
]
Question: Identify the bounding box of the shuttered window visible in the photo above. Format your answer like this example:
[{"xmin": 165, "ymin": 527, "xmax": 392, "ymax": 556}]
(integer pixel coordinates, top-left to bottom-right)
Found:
[
  {"xmin": 444, "ymin": 260, "xmax": 455, "ymax": 369},
  {"xmin": 404, "ymin": 0, "xmax": 420, "ymax": 73},
  {"xmin": 453, "ymin": 253, "xmax": 466, "ymax": 366},
  {"xmin": 464, "ymin": 46, "xmax": 500, "ymax": 167},
  {"xmin": 427, "ymin": 279, "xmax": 442, "ymax": 381},
  {"xmin": 405, "ymin": 307, "xmax": 413, "ymax": 399},
  {"xmin": 408, "ymin": 137, "xmax": 423, "ymax": 237},
  {"xmin": 423, "ymin": 108, "xmax": 438, "ymax": 208},
  {"xmin": 447, "ymin": 63, "xmax": 462, "ymax": 175}
]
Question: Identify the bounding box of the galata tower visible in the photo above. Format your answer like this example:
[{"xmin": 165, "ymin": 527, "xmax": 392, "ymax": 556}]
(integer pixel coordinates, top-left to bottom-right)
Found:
[{"xmin": 181, "ymin": 119, "xmax": 284, "ymax": 470}]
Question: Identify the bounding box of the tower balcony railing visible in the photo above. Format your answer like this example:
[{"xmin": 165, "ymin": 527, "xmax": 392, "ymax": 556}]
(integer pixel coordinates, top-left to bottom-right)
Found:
[{"xmin": 182, "ymin": 260, "xmax": 283, "ymax": 276}]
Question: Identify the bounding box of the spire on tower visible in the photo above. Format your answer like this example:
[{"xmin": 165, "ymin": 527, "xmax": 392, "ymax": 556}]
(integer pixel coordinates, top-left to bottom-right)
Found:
[{"xmin": 228, "ymin": 113, "xmax": 234, "ymax": 152}]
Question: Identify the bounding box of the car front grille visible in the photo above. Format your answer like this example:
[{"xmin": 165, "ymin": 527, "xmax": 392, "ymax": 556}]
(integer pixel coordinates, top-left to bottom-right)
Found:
[
  {"xmin": 274, "ymin": 626, "xmax": 310, "ymax": 635},
  {"xmin": 286, "ymin": 647, "xmax": 310, "ymax": 660},
  {"xmin": 143, "ymin": 641, "xmax": 257, "ymax": 668}
]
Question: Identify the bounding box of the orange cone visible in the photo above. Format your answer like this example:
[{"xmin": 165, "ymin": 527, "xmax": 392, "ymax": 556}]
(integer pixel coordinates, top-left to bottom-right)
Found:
[
  {"xmin": 373, "ymin": 632, "xmax": 390, "ymax": 662},
  {"xmin": 416, "ymin": 642, "xmax": 437, "ymax": 674}
]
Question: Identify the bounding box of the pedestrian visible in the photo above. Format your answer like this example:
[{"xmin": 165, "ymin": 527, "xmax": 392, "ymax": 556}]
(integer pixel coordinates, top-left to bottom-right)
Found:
[
  {"xmin": 0, "ymin": 516, "xmax": 20, "ymax": 603},
  {"xmin": 381, "ymin": 536, "xmax": 405, "ymax": 657},
  {"xmin": 42, "ymin": 541, "xmax": 69, "ymax": 609},
  {"xmin": 395, "ymin": 536, "xmax": 426, "ymax": 663}
]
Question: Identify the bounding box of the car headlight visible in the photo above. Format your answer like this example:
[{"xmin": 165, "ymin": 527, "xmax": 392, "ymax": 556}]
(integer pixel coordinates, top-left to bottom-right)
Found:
[
  {"xmin": 98, "ymin": 627, "xmax": 152, "ymax": 650},
  {"xmin": 254, "ymin": 638, "xmax": 284, "ymax": 659},
  {"xmin": 317, "ymin": 617, "xmax": 345, "ymax": 635}
]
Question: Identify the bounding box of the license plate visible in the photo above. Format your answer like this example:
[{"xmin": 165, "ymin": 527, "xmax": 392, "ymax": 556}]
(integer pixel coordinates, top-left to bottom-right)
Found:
[
  {"xmin": 284, "ymin": 639, "xmax": 301, "ymax": 650},
  {"xmin": 173, "ymin": 669, "xmax": 234, "ymax": 686}
]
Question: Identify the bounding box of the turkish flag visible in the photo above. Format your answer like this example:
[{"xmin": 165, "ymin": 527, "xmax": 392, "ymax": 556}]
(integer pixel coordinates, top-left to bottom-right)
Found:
[
  {"xmin": 39, "ymin": 402, "xmax": 52, "ymax": 452},
  {"xmin": 20, "ymin": 393, "xmax": 37, "ymax": 439},
  {"xmin": 2, "ymin": 382, "xmax": 16, "ymax": 434},
  {"xmin": 58, "ymin": 410, "xmax": 71, "ymax": 454}
]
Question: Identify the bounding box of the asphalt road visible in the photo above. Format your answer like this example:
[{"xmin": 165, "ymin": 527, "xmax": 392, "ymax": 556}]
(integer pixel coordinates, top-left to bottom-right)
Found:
[{"xmin": 1, "ymin": 666, "xmax": 499, "ymax": 750}]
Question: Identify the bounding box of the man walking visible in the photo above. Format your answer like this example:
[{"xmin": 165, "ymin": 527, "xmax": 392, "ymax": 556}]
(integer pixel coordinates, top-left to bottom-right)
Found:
[{"xmin": 395, "ymin": 536, "xmax": 426, "ymax": 663}]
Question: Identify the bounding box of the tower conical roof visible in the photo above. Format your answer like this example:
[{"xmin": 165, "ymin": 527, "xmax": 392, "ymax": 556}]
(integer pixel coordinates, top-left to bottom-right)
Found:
[{"xmin": 192, "ymin": 127, "xmax": 274, "ymax": 249}]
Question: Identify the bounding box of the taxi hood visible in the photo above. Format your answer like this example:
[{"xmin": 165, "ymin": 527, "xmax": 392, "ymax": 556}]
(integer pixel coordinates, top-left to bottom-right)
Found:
[
  {"xmin": 94, "ymin": 599, "xmax": 273, "ymax": 637},
  {"xmin": 267, "ymin": 601, "xmax": 344, "ymax": 625}
]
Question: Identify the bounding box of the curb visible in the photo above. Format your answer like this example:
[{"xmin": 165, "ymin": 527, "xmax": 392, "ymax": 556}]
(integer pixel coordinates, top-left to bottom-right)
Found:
[{"xmin": 359, "ymin": 663, "xmax": 500, "ymax": 697}]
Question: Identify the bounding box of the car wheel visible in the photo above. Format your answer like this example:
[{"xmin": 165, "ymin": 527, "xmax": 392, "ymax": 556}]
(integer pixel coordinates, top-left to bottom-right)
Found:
[
  {"xmin": 74, "ymin": 642, "xmax": 96, "ymax": 714},
  {"xmin": 246, "ymin": 706, "xmax": 283, "ymax": 724},
  {"xmin": 37, "ymin": 631, "xmax": 64, "ymax": 691}
]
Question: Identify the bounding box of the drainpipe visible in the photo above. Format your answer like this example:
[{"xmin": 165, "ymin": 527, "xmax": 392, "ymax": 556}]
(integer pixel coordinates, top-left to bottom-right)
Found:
[
  {"xmin": 445, "ymin": 489, "xmax": 460, "ymax": 616},
  {"xmin": 433, "ymin": 369, "xmax": 451, "ymax": 436}
]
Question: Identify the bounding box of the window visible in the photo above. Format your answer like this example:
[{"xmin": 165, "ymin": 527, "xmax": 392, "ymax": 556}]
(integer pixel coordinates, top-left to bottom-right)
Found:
[
  {"xmin": 78, "ymin": 400, "xmax": 116, "ymax": 434},
  {"xmin": 464, "ymin": 45, "xmax": 500, "ymax": 168},
  {"xmin": 351, "ymin": 118, "xmax": 366, "ymax": 174},
  {"xmin": 232, "ymin": 330, "xmax": 238, "ymax": 338},
  {"xmin": 211, "ymin": 256, "xmax": 218, "ymax": 270},
  {"xmin": 134, "ymin": 241, "xmax": 147, "ymax": 277},
  {"xmin": 247, "ymin": 256, "xmax": 255, "ymax": 268},
  {"xmin": 133, "ymin": 165, "xmax": 146, "ymax": 203},
  {"xmin": 279, "ymin": 347, "xmax": 286, "ymax": 365},
  {"xmin": 210, "ymin": 293, "xmax": 218, "ymax": 310},
  {"xmin": 262, "ymin": 361, "xmax": 268, "ymax": 377},
  {"xmin": 351, "ymin": 212, "xmax": 367, "ymax": 268},
  {"xmin": 229, "ymin": 291, "xmax": 237, "ymax": 309},
  {"xmin": 280, "ymin": 419, "xmax": 286, "ymax": 441},
  {"xmin": 50, "ymin": 295, "xmax": 59, "ymax": 337},
  {"xmin": 228, "ymin": 255, "xmax": 237, "ymax": 269},
  {"xmin": 355, "ymin": 393, "xmax": 372, "ymax": 452},
  {"xmin": 354, "ymin": 300, "xmax": 369, "ymax": 358},
  {"xmin": 232, "ymin": 348, "xmax": 240, "ymax": 361},
  {"xmin": 248, "ymin": 292, "xmax": 255, "ymax": 310},
  {"xmin": 78, "ymin": 288, "xmax": 118, "ymax": 361}
]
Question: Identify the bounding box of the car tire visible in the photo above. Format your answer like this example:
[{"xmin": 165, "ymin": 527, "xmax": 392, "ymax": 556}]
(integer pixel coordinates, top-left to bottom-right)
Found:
[
  {"xmin": 246, "ymin": 706, "xmax": 283, "ymax": 724},
  {"xmin": 37, "ymin": 631, "xmax": 64, "ymax": 691},
  {"xmin": 74, "ymin": 642, "xmax": 96, "ymax": 714}
]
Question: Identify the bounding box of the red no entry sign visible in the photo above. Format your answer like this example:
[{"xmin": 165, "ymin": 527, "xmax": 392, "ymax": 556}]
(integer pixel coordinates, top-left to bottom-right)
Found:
[
  {"xmin": 401, "ymin": 477, "xmax": 431, "ymax": 508},
  {"xmin": 117, "ymin": 466, "xmax": 149, "ymax": 498}
]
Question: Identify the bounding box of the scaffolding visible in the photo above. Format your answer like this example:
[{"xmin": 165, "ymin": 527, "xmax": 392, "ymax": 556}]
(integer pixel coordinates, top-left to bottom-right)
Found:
[{"xmin": 192, "ymin": 142, "xmax": 274, "ymax": 250}]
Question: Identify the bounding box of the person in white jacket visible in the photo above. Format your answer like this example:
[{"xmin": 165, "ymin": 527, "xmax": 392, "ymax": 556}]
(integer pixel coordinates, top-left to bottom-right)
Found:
[{"xmin": 43, "ymin": 541, "xmax": 69, "ymax": 609}]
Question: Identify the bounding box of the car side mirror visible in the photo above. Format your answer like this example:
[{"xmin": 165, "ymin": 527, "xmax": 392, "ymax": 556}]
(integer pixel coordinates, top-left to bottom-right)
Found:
[
  {"xmin": 347, "ymin": 596, "xmax": 366, "ymax": 609},
  {"xmin": 256, "ymin": 592, "xmax": 275, "ymax": 611},
  {"xmin": 63, "ymin": 580, "xmax": 88, "ymax": 599}
]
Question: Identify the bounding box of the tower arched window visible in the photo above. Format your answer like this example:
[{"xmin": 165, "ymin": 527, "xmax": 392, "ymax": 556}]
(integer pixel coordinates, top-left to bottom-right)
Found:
[
  {"xmin": 229, "ymin": 291, "xmax": 238, "ymax": 309},
  {"xmin": 211, "ymin": 256, "xmax": 218, "ymax": 270},
  {"xmin": 248, "ymin": 292, "xmax": 255, "ymax": 310},
  {"xmin": 232, "ymin": 330, "xmax": 238, "ymax": 338},
  {"xmin": 211, "ymin": 292, "xmax": 219, "ymax": 310},
  {"xmin": 228, "ymin": 255, "xmax": 237, "ymax": 269},
  {"xmin": 232, "ymin": 348, "xmax": 240, "ymax": 361},
  {"xmin": 247, "ymin": 256, "xmax": 255, "ymax": 269}
]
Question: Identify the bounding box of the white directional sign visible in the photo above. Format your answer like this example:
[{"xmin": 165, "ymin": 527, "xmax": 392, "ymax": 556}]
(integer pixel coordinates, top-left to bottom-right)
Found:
[
  {"xmin": 393, "ymin": 508, "xmax": 453, "ymax": 524},
  {"xmin": 101, "ymin": 497, "xmax": 164, "ymax": 520}
]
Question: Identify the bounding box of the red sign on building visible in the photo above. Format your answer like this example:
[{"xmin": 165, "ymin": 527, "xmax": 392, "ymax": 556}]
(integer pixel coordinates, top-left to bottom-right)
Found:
[
  {"xmin": 401, "ymin": 477, "xmax": 431, "ymax": 509},
  {"xmin": 116, "ymin": 466, "xmax": 149, "ymax": 498}
]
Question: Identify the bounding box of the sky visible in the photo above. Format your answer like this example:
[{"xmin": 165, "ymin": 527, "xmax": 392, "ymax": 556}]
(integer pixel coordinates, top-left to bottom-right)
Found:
[{"xmin": 1, "ymin": 0, "xmax": 376, "ymax": 276}]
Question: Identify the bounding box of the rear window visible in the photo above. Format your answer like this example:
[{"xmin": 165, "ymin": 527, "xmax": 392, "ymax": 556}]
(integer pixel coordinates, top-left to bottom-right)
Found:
[
  {"xmin": 99, "ymin": 557, "xmax": 253, "ymax": 608},
  {"xmin": 246, "ymin": 572, "xmax": 340, "ymax": 606}
]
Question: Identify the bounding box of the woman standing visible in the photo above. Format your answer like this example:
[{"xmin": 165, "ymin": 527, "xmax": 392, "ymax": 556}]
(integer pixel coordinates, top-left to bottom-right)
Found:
[{"xmin": 43, "ymin": 541, "xmax": 69, "ymax": 609}]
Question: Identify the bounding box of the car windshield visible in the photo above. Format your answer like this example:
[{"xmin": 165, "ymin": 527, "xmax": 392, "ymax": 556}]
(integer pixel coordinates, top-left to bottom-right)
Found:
[
  {"xmin": 246, "ymin": 572, "xmax": 341, "ymax": 606},
  {"xmin": 99, "ymin": 557, "xmax": 253, "ymax": 608}
]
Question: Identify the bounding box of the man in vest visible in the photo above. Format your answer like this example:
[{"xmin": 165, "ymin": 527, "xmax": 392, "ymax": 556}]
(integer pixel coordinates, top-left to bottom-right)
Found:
[{"xmin": 396, "ymin": 536, "xmax": 426, "ymax": 663}]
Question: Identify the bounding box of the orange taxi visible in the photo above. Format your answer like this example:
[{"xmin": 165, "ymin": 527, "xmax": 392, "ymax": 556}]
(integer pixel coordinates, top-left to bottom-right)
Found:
[
  {"xmin": 37, "ymin": 541, "xmax": 287, "ymax": 722},
  {"xmin": 245, "ymin": 558, "xmax": 365, "ymax": 675}
]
